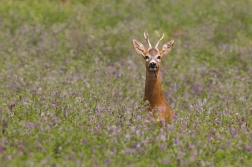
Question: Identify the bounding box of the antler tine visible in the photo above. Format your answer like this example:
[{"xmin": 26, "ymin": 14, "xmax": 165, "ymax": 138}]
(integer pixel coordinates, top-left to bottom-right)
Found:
[
  {"xmin": 144, "ymin": 32, "xmax": 152, "ymax": 48},
  {"xmin": 155, "ymin": 33, "xmax": 164, "ymax": 49}
]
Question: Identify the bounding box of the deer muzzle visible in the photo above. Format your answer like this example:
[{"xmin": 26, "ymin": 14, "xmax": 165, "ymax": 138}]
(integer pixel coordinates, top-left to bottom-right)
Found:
[{"xmin": 148, "ymin": 61, "xmax": 157, "ymax": 71}]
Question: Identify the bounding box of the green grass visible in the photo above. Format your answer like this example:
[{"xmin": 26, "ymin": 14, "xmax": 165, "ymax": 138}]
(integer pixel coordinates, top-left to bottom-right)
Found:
[{"xmin": 0, "ymin": 0, "xmax": 252, "ymax": 166}]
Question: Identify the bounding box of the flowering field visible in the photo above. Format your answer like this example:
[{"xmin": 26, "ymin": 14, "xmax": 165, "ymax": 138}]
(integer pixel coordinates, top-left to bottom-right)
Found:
[{"xmin": 0, "ymin": 0, "xmax": 252, "ymax": 166}]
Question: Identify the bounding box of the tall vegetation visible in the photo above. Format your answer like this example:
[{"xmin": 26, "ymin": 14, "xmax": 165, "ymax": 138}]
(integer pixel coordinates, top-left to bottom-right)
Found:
[{"xmin": 0, "ymin": 0, "xmax": 251, "ymax": 166}]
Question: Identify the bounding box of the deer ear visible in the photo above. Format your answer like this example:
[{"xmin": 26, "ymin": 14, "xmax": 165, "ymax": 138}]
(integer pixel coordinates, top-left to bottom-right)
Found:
[
  {"xmin": 132, "ymin": 39, "xmax": 146, "ymax": 56},
  {"xmin": 160, "ymin": 40, "xmax": 174, "ymax": 56}
]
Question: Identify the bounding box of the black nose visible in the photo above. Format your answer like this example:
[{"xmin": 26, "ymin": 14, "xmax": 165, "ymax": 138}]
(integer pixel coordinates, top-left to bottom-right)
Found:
[{"xmin": 149, "ymin": 62, "xmax": 157, "ymax": 68}]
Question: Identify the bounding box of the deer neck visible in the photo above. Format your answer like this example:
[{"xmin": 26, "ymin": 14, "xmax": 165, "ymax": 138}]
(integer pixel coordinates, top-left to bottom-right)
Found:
[{"xmin": 144, "ymin": 70, "xmax": 166, "ymax": 107}]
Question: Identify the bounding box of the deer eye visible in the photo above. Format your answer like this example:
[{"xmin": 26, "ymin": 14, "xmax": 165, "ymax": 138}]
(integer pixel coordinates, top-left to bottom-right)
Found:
[
  {"xmin": 157, "ymin": 56, "xmax": 161, "ymax": 59},
  {"xmin": 145, "ymin": 56, "xmax": 149, "ymax": 60}
]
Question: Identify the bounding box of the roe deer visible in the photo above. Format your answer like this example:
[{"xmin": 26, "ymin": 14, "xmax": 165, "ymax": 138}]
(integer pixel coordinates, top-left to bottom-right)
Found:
[{"xmin": 132, "ymin": 33, "xmax": 174, "ymax": 124}]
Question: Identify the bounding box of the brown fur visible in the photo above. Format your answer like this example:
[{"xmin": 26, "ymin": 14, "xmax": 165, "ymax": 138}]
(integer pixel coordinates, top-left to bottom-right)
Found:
[
  {"xmin": 132, "ymin": 33, "xmax": 174, "ymax": 124},
  {"xmin": 145, "ymin": 69, "xmax": 173, "ymax": 123},
  {"xmin": 148, "ymin": 48, "xmax": 158, "ymax": 55}
]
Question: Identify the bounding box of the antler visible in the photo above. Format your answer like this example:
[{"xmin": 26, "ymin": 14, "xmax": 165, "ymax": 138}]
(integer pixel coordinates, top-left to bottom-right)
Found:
[
  {"xmin": 155, "ymin": 33, "xmax": 164, "ymax": 49},
  {"xmin": 144, "ymin": 32, "xmax": 152, "ymax": 48}
]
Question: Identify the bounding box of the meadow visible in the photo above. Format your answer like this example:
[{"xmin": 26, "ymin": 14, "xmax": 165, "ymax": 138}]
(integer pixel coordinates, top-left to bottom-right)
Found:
[{"xmin": 0, "ymin": 0, "xmax": 252, "ymax": 166}]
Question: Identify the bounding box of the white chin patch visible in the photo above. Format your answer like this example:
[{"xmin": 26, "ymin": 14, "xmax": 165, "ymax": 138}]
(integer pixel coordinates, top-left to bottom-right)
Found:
[{"xmin": 149, "ymin": 68, "xmax": 157, "ymax": 71}]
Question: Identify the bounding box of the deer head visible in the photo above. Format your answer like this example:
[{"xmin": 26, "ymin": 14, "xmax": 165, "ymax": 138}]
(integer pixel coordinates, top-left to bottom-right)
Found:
[{"xmin": 132, "ymin": 33, "xmax": 174, "ymax": 72}]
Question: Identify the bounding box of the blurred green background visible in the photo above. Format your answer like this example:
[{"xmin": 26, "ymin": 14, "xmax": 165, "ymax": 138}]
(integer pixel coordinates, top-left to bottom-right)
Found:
[{"xmin": 0, "ymin": 0, "xmax": 251, "ymax": 166}]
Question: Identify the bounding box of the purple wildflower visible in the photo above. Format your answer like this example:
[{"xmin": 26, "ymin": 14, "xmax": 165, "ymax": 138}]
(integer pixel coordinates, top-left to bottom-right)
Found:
[{"xmin": 27, "ymin": 122, "xmax": 34, "ymax": 128}]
